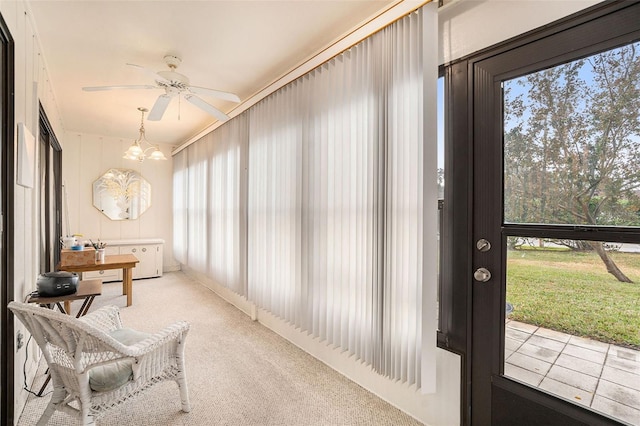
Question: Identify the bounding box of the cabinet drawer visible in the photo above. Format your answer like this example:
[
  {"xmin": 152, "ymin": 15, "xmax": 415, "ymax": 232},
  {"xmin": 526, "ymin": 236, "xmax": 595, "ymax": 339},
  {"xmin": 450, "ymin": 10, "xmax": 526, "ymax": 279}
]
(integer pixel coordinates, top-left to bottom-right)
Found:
[{"xmin": 82, "ymin": 269, "xmax": 121, "ymax": 282}]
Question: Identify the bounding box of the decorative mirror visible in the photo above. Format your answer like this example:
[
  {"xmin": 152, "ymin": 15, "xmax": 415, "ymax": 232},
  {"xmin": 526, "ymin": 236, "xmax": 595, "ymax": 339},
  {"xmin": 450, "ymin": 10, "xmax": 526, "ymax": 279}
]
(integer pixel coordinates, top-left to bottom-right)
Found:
[{"xmin": 93, "ymin": 168, "xmax": 151, "ymax": 220}]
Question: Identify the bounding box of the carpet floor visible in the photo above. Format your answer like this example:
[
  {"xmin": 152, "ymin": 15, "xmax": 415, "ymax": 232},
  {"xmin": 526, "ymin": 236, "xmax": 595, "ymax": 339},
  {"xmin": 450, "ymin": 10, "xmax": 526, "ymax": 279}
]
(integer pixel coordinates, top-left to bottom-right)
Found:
[{"xmin": 16, "ymin": 271, "xmax": 424, "ymax": 425}]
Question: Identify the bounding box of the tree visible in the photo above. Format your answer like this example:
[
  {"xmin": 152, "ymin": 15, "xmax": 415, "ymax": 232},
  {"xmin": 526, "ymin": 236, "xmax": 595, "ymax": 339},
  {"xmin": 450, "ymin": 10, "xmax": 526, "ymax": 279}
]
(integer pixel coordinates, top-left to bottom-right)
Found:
[{"xmin": 504, "ymin": 42, "xmax": 640, "ymax": 282}]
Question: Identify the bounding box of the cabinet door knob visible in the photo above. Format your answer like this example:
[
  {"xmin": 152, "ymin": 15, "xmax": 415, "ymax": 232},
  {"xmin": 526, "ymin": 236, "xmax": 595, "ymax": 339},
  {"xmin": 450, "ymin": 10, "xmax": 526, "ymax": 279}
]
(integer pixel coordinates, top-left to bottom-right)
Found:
[
  {"xmin": 142, "ymin": 248, "xmax": 147, "ymax": 252},
  {"xmin": 99, "ymin": 270, "xmax": 104, "ymax": 275},
  {"xmin": 132, "ymin": 248, "xmax": 137, "ymax": 253}
]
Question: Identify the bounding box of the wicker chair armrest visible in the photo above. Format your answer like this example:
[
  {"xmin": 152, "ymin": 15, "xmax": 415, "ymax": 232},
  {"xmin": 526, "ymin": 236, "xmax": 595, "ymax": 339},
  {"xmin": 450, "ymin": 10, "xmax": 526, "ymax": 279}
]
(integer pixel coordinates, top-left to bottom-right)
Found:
[{"xmin": 78, "ymin": 305, "xmax": 123, "ymax": 332}]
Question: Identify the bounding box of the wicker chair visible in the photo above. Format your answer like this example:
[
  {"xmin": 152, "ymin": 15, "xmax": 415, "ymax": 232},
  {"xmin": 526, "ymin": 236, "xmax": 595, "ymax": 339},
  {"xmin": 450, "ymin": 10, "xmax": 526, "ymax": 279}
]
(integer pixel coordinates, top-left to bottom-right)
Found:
[{"xmin": 9, "ymin": 301, "xmax": 191, "ymax": 425}]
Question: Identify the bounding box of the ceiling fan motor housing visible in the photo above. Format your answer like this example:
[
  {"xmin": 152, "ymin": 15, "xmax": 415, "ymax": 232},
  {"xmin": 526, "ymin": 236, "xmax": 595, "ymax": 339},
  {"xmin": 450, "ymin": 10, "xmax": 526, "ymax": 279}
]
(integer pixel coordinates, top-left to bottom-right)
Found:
[
  {"xmin": 164, "ymin": 55, "xmax": 182, "ymax": 69},
  {"xmin": 156, "ymin": 71, "xmax": 190, "ymax": 90},
  {"xmin": 157, "ymin": 56, "xmax": 189, "ymax": 90}
]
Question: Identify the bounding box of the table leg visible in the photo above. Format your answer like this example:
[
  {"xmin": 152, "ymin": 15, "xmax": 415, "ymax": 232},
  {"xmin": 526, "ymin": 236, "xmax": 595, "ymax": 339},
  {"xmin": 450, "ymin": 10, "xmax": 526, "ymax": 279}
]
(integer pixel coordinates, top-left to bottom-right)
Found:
[
  {"xmin": 64, "ymin": 301, "xmax": 71, "ymax": 314},
  {"xmin": 37, "ymin": 374, "xmax": 51, "ymax": 396},
  {"xmin": 124, "ymin": 267, "xmax": 133, "ymax": 306},
  {"xmin": 55, "ymin": 302, "xmax": 67, "ymax": 314},
  {"xmin": 76, "ymin": 296, "xmax": 96, "ymax": 317}
]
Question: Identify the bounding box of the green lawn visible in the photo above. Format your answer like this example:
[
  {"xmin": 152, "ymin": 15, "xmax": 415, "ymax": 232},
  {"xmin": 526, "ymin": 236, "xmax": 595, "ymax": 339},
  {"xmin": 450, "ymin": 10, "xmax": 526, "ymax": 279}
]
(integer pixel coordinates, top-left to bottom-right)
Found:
[{"xmin": 507, "ymin": 248, "xmax": 640, "ymax": 349}]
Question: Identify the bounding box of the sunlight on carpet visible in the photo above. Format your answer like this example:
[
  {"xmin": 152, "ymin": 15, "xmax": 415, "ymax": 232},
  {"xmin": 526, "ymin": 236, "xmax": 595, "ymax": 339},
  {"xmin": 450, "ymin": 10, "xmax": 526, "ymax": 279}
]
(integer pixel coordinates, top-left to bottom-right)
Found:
[{"xmin": 16, "ymin": 272, "xmax": 423, "ymax": 425}]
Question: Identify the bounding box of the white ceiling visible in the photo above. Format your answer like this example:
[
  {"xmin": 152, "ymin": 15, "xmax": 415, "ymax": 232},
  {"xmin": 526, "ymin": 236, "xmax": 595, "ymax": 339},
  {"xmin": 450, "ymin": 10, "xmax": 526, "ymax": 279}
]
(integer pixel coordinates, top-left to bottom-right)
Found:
[{"xmin": 28, "ymin": 0, "xmax": 398, "ymax": 148}]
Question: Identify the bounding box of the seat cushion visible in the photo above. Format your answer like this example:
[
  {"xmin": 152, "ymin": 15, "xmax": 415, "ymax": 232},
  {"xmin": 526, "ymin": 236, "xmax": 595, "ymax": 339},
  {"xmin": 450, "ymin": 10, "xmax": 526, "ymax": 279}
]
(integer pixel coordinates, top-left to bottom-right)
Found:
[{"xmin": 88, "ymin": 328, "xmax": 151, "ymax": 392}]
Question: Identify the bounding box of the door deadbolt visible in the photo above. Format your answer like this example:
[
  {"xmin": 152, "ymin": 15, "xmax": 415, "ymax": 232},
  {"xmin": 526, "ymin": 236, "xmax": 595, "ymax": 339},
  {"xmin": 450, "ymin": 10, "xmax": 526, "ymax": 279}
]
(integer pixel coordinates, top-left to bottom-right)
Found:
[
  {"xmin": 474, "ymin": 267, "xmax": 492, "ymax": 282},
  {"xmin": 476, "ymin": 238, "xmax": 491, "ymax": 252}
]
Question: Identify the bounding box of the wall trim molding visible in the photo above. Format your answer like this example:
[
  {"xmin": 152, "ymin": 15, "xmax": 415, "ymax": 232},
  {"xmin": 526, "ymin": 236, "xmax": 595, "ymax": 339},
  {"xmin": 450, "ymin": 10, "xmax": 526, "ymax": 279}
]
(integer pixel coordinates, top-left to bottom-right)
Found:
[{"xmin": 180, "ymin": 265, "xmax": 460, "ymax": 426}]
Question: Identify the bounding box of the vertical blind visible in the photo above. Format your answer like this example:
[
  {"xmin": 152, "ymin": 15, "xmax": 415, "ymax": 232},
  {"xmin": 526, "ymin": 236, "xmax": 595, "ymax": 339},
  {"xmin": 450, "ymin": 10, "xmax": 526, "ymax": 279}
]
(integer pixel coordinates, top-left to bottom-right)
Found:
[
  {"xmin": 174, "ymin": 4, "xmax": 437, "ymax": 389},
  {"xmin": 174, "ymin": 113, "xmax": 249, "ymax": 295}
]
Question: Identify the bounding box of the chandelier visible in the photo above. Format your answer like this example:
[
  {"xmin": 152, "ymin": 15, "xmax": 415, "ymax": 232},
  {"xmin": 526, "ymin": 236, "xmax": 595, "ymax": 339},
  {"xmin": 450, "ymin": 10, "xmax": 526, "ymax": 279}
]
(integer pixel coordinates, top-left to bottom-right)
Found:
[{"xmin": 123, "ymin": 107, "xmax": 167, "ymax": 162}]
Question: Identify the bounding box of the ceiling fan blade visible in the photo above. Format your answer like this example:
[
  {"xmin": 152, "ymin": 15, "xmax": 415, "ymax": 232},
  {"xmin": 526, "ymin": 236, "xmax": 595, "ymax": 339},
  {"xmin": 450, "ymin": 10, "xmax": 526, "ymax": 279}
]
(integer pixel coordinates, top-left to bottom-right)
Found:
[
  {"xmin": 82, "ymin": 84, "xmax": 157, "ymax": 92},
  {"xmin": 147, "ymin": 94, "xmax": 173, "ymax": 121},
  {"xmin": 126, "ymin": 63, "xmax": 170, "ymax": 84},
  {"xmin": 188, "ymin": 86, "xmax": 240, "ymax": 103},
  {"xmin": 184, "ymin": 94, "xmax": 230, "ymax": 122}
]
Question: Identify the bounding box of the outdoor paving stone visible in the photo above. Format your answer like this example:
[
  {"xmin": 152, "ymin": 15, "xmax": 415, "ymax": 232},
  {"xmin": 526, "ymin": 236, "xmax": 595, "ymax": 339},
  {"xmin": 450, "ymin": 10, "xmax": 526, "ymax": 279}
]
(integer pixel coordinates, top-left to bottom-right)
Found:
[
  {"xmin": 503, "ymin": 324, "xmax": 640, "ymax": 425},
  {"xmin": 538, "ymin": 377, "xmax": 593, "ymax": 407},
  {"xmin": 601, "ymin": 366, "xmax": 640, "ymax": 392},
  {"xmin": 527, "ymin": 334, "xmax": 568, "ymax": 353},
  {"xmin": 533, "ymin": 327, "xmax": 572, "ymax": 343},
  {"xmin": 517, "ymin": 342, "xmax": 560, "ymax": 363},
  {"xmin": 504, "ymin": 363, "xmax": 543, "ymax": 387},
  {"xmin": 568, "ymin": 335, "xmax": 610, "ymax": 353},
  {"xmin": 591, "ymin": 395, "xmax": 640, "ymax": 426},
  {"xmin": 505, "ymin": 337, "xmax": 524, "ymax": 352},
  {"xmin": 546, "ymin": 365, "xmax": 598, "ymax": 392},
  {"xmin": 605, "ymin": 355, "xmax": 640, "ymax": 375},
  {"xmin": 555, "ymin": 353, "xmax": 603, "ymax": 378},
  {"xmin": 506, "ymin": 352, "xmax": 552, "ymax": 376},
  {"xmin": 608, "ymin": 345, "xmax": 640, "ymax": 363},
  {"xmin": 505, "ymin": 327, "xmax": 532, "ymax": 342},
  {"xmin": 508, "ymin": 320, "xmax": 538, "ymax": 334},
  {"xmin": 563, "ymin": 344, "xmax": 607, "ymax": 364},
  {"xmin": 596, "ymin": 379, "xmax": 640, "ymax": 410}
]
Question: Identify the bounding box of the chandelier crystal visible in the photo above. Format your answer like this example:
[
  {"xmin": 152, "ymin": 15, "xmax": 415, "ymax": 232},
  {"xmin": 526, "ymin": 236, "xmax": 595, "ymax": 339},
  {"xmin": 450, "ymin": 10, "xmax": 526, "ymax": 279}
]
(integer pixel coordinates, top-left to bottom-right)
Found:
[{"xmin": 123, "ymin": 107, "xmax": 167, "ymax": 162}]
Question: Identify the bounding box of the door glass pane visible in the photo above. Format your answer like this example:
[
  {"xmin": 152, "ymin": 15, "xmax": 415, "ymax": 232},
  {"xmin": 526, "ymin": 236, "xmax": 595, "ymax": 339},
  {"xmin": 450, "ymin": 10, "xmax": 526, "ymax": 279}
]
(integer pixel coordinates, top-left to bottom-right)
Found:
[
  {"xmin": 503, "ymin": 41, "xmax": 640, "ymax": 227},
  {"xmin": 504, "ymin": 237, "xmax": 640, "ymax": 425}
]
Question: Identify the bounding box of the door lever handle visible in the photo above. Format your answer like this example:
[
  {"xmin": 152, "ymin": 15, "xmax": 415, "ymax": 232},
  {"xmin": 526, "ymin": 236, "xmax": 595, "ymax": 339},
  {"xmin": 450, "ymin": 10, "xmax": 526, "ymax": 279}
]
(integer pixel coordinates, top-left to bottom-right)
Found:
[{"xmin": 474, "ymin": 267, "xmax": 492, "ymax": 282}]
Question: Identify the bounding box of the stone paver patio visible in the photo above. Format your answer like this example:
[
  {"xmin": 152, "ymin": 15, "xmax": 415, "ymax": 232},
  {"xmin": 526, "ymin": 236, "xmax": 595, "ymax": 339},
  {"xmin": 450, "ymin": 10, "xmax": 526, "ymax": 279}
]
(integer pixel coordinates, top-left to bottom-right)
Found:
[{"xmin": 505, "ymin": 319, "xmax": 640, "ymax": 425}]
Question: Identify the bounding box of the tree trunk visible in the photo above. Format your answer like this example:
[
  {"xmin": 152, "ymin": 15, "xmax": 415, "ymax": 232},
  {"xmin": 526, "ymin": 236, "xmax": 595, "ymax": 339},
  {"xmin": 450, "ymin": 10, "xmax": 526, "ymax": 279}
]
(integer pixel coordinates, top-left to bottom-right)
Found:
[{"xmin": 589, "ymin": 241, "xmax": 633, "ymax": 283}]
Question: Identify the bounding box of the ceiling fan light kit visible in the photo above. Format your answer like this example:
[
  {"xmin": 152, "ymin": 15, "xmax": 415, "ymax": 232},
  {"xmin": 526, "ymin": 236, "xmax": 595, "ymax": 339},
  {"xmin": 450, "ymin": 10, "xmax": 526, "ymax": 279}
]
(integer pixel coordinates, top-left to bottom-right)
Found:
[
  {"xmin": 83, "ymin": 55, "xmax": 240, "ymax": 122},
  {"xmin": 123, "ymin": 107, "xmax": 167, "ymax": 163}
]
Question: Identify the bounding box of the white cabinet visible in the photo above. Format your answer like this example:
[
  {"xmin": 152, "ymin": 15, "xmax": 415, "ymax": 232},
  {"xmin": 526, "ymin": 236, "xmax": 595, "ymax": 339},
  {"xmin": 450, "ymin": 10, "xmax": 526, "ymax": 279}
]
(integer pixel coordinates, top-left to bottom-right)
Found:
[
  {"xmin": 82, "ymin": 239, "xmax": 164, "ymax": 282},
  {"xmin": 119, "ymin": 244, "xmax": 163, "ymax": 279}
]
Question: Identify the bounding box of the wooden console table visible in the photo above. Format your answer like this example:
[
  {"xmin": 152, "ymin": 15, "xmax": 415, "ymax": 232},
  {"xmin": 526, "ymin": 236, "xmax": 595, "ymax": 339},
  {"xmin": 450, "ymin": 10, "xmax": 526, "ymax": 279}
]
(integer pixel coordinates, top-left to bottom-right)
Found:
[{"xmin": 58, "ymin": 254, "xmax": 139, "ymax": 306}]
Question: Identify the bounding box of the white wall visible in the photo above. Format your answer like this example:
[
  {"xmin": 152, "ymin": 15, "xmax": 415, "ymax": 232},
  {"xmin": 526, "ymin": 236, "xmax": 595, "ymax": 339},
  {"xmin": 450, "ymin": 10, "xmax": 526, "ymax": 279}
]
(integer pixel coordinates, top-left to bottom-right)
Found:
[
  {"xmin": 61, "ymin": 133, "xmax": 178, "ymax": 272},
  {"xmin": 0, "ymin": 0, "xmax": 66, "ymax": 420},
  {"xmin": 439, "ymin": 0, "xmax": 602, "ymax": 65}
]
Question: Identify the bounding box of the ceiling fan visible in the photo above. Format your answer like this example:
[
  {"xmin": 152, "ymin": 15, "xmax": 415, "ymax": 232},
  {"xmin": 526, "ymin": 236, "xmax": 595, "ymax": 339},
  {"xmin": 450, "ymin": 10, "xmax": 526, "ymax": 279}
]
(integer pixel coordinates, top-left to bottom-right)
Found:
[{"xmin": 82, "ymin": 55, "xmax": 240, "ymax": 122}]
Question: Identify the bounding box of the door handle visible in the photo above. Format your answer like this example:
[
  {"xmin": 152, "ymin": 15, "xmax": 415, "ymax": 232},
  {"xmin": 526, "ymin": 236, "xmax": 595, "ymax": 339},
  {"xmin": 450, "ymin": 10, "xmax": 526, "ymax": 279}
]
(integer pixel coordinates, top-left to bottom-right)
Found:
[
  {"xmin": 476, "ymin": 238, "xmax": 491, "ymax": 252},
  {"xmin": 474, "ymin": 267, "xmax": 492, "ymax": 282}
]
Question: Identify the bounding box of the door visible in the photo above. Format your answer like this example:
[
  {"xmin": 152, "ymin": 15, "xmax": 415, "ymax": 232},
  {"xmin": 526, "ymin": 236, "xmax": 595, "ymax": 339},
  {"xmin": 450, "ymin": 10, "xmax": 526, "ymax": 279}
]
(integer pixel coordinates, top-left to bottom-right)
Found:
[
  {"xmin": 471, "ymin": 2, "xmax": 640, "ymax": 425},
  {"xmin": 120, "ymin": 245, "xmax": 158, "ymax": 279},
  {"xmin": 38, "ymin": 106, "xmax": 62, "ymax": 273},
  {"xmin": 0, "ymin": 11, "xmax": 13, "ymax": 425}
]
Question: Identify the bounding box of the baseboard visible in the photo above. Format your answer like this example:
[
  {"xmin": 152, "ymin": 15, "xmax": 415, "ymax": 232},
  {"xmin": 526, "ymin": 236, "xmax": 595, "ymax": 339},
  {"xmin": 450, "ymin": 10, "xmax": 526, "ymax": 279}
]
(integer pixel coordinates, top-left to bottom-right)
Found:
[
  {"xmin": 163, "ymin": 263, "xmax": 181, "ymax": 273},
  {"xmin": 180, "ymin": 266, "xmax": 461, "ymax": 426}
]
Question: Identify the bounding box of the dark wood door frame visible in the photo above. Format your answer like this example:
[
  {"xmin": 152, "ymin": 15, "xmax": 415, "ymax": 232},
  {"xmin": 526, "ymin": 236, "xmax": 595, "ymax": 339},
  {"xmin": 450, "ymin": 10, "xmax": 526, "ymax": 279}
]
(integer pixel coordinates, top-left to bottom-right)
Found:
[
  {"xmin": 472, "ymin": 2, "xmax": 640, "ymax": 424},
  {"xmin": 440, "ymin": 1, "xmax": 640, "ymax": 424},
  {"xmin": 0, "ymin": 10, "xmax": 15, "ymax": 426},
  {"xmin": 39, "ymin": 104, "xmax": 62, "ymax": 272}
]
